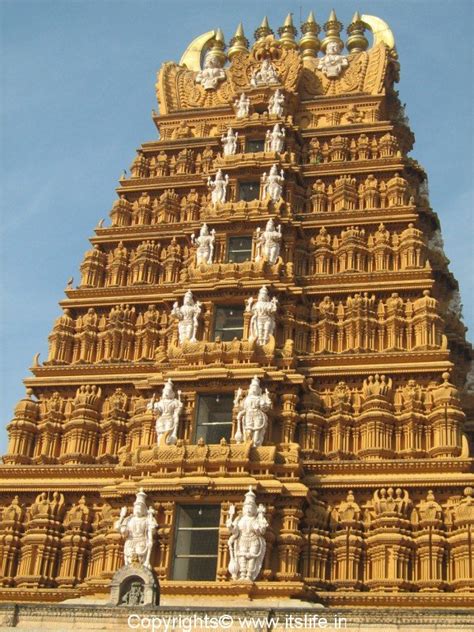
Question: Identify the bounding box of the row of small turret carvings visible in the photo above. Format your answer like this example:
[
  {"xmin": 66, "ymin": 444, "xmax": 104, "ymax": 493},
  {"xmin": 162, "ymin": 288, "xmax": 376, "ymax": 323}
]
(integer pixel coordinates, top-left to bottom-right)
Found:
[
  {"xmin": 109, "ymin": 171, "xmax": 415, "ymax": 226},
  {"xmin": 46, "ymin": 290, "xmax": 446, "ymax": 365},
  {"xmin": 0, "ymin": 486, "xmax": 472, "ymax": 592},
  {"xmin": 5, "ymin": 374, "xmax": 467, "ymax": 464},
  {"xmin": 78, "ymin": 223, "xmax": 429, "ymax": 289},
  {"xmin": 128, "ymin": 132, "xmax": 404, "ymax": 178}
]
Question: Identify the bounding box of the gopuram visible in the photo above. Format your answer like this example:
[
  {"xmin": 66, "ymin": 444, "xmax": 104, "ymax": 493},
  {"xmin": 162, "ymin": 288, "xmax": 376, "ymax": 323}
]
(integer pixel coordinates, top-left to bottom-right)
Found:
[{"xmin": 0, "ymin": 9, "xmax": 473, "ymax": 629}]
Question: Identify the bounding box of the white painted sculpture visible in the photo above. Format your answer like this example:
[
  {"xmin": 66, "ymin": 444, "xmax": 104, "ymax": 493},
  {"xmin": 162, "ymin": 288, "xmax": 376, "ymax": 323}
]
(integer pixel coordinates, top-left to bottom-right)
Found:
[
  {"xmin": 261, "ymin": 164, "xmax": 284, "ymax": 202},
  {"xmin": 115, "ymin": 489, "xmax": 158, "ymax": 569},
  {"xmin": 265, "ymin": 123, "xmax": 285, "ymax": 153},
  {"xmin": 221, "ymin": 128, "xmax": 239, "ymax": 156},
  {"xmin": 234, "ymin": 377, "xmax": 272, "ymax": 447},
  {"xmin": 318, "ymin": 41, "xmax": 348, "ymax": 78},
  {"xmin": 255, "ymin": 219, "xmax": 282, "ymax": 264},
  {"xmin": 171, "ymin": 290, "xmax": 202, "ymax": 343},
  {"xmin": 195, "ymin": 54, "xmax": 226, "ymax": 90},
  {"xmin": 234, "ymin": 93, "xmax": 250, "ymax": 119},
  {"xmin": 268, "ymin": 88, "xmax": 285, "ymax": 117},
  {"xmin": 191, "ymin": 223, "xmax": 216, "ymax": 265},
  {"xmin": 147, "ymin": 379, "xmax": 183, "ymax": 446},
  {"xmin": 208, "ymin": 169, "xmax": 229, "ymax": 206},
  {"xmin": 251, "ymin": 59, "xmax": 280, "ymax": 87},
  {"xmin": 246, "ymin": 286, "xmax": 278, "ymax": 345},
  {"xmin": 227, "ymin": 486, "xmax": 268, "ymax": 582}
]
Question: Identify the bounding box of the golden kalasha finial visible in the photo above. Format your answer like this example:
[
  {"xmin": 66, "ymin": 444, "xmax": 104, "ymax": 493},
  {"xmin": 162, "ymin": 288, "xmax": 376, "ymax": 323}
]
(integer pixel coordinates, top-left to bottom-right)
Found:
[
  {"xmin": 228, "ymin": 22, "xmax": 249, "ymax": 60},
  {"xmin": 278, "ymin": 13, "xmax": 297, "ymax": 49},
  {"xmin": 299, "ymin": 10, "xmax": 321, "ymax": 59},
  {"xmin": 206, "ymin": 28, "xmax": 226, "ymax": 66},
  {"xmin": 321, "ymin": 8, "xmax": 344, "ymax": 52},
  {"xmin": 346, "ymin": 11, "xmax": 369, "ymax": 53},
  {"xmin": 254, "ymin": 16, "xmax": 273, "ymax": 41}
]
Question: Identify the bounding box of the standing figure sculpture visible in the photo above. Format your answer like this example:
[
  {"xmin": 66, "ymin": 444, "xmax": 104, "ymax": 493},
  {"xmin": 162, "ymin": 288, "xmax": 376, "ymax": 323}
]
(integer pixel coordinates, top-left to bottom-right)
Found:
[
  {"xmin": 234, "ymin": 93, "xmax": 250, "ymax": 119},
  {"xmin": 147, "ymin": 379, "xmax": 183, "ymax": 445},
  {"xmin": 261, "ymin": 165, "xmax": 284, "ymax": 202},
  {"xmin": 115, "ymin": 489, "xmax": 158, "ymax": 569},
  {"xmin": 234, "ymin": 377, "xmax": 272, "ymax": 447},
  {"xmin": 208, "ymin": 169, "xmax": 229, "ymax": 206},
  {"xmin": 246, "ymin": 286, "xmax": 278, "ymax": 345},
  {"xmin": 221, "ymin": 128, "xmax": 239, "ymax": 156},
  {"xmin": 171, "ymin": 290, "xmax": 202, "ymax": 343},
  {"xmin": 268, "ymin": 88, "xmax": 285, "ymax": 117},
  {"xmin": 318, "ymin": 41, "xmax": 348, "ymax": 78},
  {"xmin": 227, "ymin": 487, "xmax": 268, "ymax": 582},
  {"xmin": 255, "ymin": 219, "xmax": 282, "ymax": 264},
  {"xmin": 191, "ymin": 224, "xmax": 216, "ymax": 265},
  {"xmin": 265, "ymin": 124, "xmax": 285, "ymax": 153}
]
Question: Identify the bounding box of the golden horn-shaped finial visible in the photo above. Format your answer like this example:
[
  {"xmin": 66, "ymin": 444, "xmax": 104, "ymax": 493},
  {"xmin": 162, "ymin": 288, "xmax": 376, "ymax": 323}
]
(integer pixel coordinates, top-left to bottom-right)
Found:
[
  {"xmin": 346, "ymin": 11, "xmax": 368, "ymax": 53},
  {"xmin": 254, "ymin": 16, "xmax": 273, "ymax": 41},
  {"xmin": 299, "ymin": 10, "xmax": 321, "ymax": 59},
  {"xmin": 228, "ymin": 22, "xmax": 249, "ymax": 60},
  {"xmin": 278, "ymin": 12, "xmax": 297, "ymax": 49},
  {"xmin": 321, "ymin": 7, "xmax": 344, "ymax": 52}
]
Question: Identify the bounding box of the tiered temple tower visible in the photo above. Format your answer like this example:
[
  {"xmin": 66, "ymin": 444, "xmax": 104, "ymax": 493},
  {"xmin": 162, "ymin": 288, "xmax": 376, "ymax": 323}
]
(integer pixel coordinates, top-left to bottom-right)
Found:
[{"xmin": 1, "ymin": 10, "xmax": 473, "ymax": 612}]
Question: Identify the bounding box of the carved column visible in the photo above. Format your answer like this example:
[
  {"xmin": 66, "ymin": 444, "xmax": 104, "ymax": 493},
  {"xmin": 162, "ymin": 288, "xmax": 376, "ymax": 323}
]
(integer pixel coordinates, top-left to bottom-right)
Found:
[
  {"xmin": 448, "ymin": 487, "xmax": 474, "ymax": 592},
  {"xmin": 426, "ymin": 373, "xmax": 464, "ymax": 458},
  {"xmin": 57, "ymin": 496, "xmax": 93, "ymax": 587},
  {"xmin": 413, "ymin": 490, "xmax": 446, "ymax": 592},
  {"xmin": 275, "ymin": 498, "xmax": 304, "ymax": 581},
  {"xmin": 331, "ymin": 491, "xmax": 364, "ymax": 591},
  {"xmin": 0, "ymin": 497, "xmax": 25, "ymax": 586},
  {"xmin": 155, "ymin": 502, "xmax": 175, "ymax": 581},
  {"xmin": 300, "ymin": 492, "xmax": 331, "ymax": 590},
  {"xmin": 4, "ymin": 389, "xmax": 39, "ymax": 465}
]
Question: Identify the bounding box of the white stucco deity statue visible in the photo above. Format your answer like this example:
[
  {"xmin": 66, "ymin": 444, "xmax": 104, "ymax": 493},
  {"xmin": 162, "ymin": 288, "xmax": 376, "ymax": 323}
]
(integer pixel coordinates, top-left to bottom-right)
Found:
[
  {"xmin": 265, "ymin": 123, "xmax": 285, "ymax": 153},
  {"xmin": 221, "ymin": 128, "xmax": 239, "ymax": 156},
  {"xmin": 115, "ymin": 489, "xmax": 158, "ymax": 569},
  {"xmin": 318, "ymin": 41, "xmax": 348, "ymax": 78},
  {"xmin": 234, "ymin": 93, "xmax": 250, "ymax": 119},
  {"xmin": 227, "ymin": 486, "xmax": 268, "ymax": 582},
  {"xmin": 234, "ymin": 377, "xmax": 272, "ymax": 447},
  {"xmin": 245, "ymin": 286, "xmax": 278, "ymax": 345},
  {"xmin": 255, "ymin": 219, "xmax": 282, "ymax": 264},
  {"xmin": 268, "ymin": 88, "xmax": 285, "ymax": 117},
  {"xmin": 261, "ymin": 165, "xmax": 284, "ymax": 202},
  {"xmin": 208, "ymin": 169, "xmax": 229, "ymax": 206},
  {"xmin": 195, "ymin": 53, "xmax": 226, "ymax": 90},
  {"xmin": 251, "ymin": 58, "xmax": 280, "ymax": 87},
  {"xmin": 147, "ymin": 380, "xmax": 183, "ymax": 445},
  {"xmin": 171, "ymin": 290, "xmax": 202, "ymax": 343},
  {"xmin": 191, "ymin": 223, "xmax": 216, "ymax": 265}
]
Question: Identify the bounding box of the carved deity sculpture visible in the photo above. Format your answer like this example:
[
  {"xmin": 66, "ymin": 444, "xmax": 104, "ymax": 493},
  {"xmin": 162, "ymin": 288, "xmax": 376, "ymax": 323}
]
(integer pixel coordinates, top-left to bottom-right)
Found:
[
  {"xmin": 147, "ymin": 380, "xmax": 183, "ymax": 445},
  {"xmin": 265, "ymin": 123, "xmax": 285, "ymax": 153},
  {"xmin": 251, "ymin": 58, "xmax": 280, "ymax": 87},
  {"xmin": 318, "ymin": 41, "xmax": 348, "ymax": 78},
  {"xmin": 195, "ymin": 53, "xmax": 226, "ymax": 90},
  {"xmin": 261, "ymin": 165, "xmax": 284, "ymax": 202},
  {"xmin": 234, "ymin": 377, "xmax": 272, "ymax": 447},
  {"xmin": 191, "ymin": 224, "xmax": 216, "ymax": 265},
  {"xmin": 227, "ymin": 486, "xmax": 268, "ymax": 581},
  {"xmin": 208, "ymin": 169, "xmax": 229, "ymax": 206},
  {"xmin": 255, "ymin": 219, "xmax": 282, "ymax": 264},
  {"xmin": 114, "ymin": 489, "xmax": 157, "ymax": 569},
  {"xmin": 268, "ymin": 88, "xmax": 285, "ymax": 117},
  {"xmin": 234, "ymin": 93, "xmax": 250, "ymax": 119},
  {"xmin": 221, "ymin": 128, "xmax": 239, "ymax": 156},
  {"xmin": 246, "ymin": 286, "xmax": 278, "ymax": 345},
  {"xmin": 171, "ymin": 290, "xmax": 202, "ymax": 343}
]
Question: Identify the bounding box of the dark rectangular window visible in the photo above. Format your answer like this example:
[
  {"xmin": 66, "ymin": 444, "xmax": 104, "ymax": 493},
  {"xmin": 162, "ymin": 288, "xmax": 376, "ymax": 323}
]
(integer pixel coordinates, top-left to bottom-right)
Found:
[
  {"xmin": 171, "ymin": 505, "xmax": 220, "ymax": 581},
  {"xmin": 213, "ymin": 306, "xmax": 244, "ymax": 341},
  {"xmin": 227, "ymin": 236, "xmax": 253, "ymax": 263},
  {"xmin": 245, "ymin": 139, "xmax": 265, "ymax": 153},
  {"xmin": 238, "ymin": 181, "xmax": 260, "ymax": 202},
  {"xmin": 195, "ymin": 394, "xmax": 234, "ymax": 444}
]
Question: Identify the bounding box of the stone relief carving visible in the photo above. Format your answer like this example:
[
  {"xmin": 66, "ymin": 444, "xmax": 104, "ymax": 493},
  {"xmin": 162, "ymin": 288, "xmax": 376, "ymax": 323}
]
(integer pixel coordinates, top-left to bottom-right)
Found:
[
  {"xmin": 268, "ymin": 88, "xmax": 285, "ymax": 117},
  {"xmin": 250, "ymin": 58, "xmax": 280, "ymax": 87},
  {"xmin": 148, "ymin": 379, "xmax": 183, "ymax": 445},
  {"xmin": 195, "ymin": 54, "xmax": 226, "ymax": 90},
  {"xmin": 255, "ymin": 219, "xmax": 282, "ymax": 264},
  {"xmin": 265, "ymin": 123, "xmax": 285, "ymax": 153},
  {"xmin": 234, "ymin": 93, "xmax": 250, "ymax": 118},
  {"xmin": 221, "ymin": 128, "xmax": 239, "ymax": 156},
  {"xmin": 261, "ymin": 164, "xmax": 284, "ymax": 202},
  {"xmin": 191, "ymin": 223, "xmax": 216, "ymax": 265},
  {"xmin": 234, "ymin": 376, "xmax": 272, "ymax": 447},
  {"xmin": 246, "ymin": 286, "xmax": 278, "ymax": 345},
  {"xmin": 208, "ymin": 169, "xmax": 229, "ymax": 206},
  {"xmin": 115, "ymin": 489, "xmax": 158, "ymax": 569},
  {"xmin": 171, "ymin": 290, "xmax": 202, "ymax": 343},
  {"xmin": 318, "ymin": 41, "xmax": 349, "ymax": 78}
]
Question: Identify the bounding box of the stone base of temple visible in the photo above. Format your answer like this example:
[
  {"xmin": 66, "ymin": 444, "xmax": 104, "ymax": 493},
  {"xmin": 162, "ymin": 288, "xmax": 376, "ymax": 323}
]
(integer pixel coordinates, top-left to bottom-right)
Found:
[{"xmin": 0, "ymin": 602, "xmax": 473, "ymax": 631}]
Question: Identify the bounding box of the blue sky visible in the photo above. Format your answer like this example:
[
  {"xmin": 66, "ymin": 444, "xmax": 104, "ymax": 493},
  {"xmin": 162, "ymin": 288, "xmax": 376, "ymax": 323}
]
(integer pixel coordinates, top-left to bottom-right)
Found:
[{"xmin": 0, "ymin": 0, "xmax": 473, "ymax": 454}]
